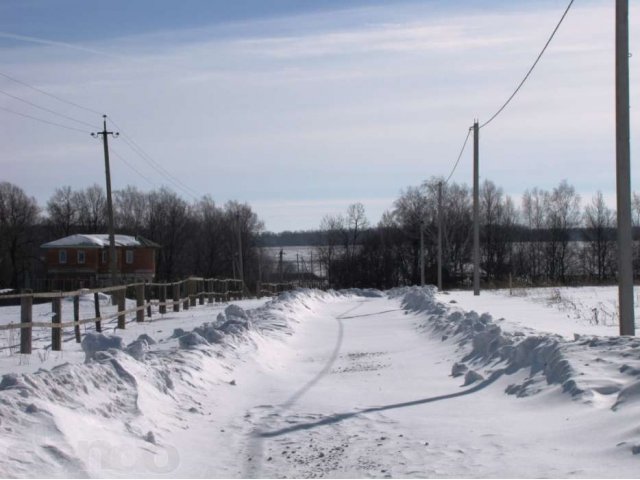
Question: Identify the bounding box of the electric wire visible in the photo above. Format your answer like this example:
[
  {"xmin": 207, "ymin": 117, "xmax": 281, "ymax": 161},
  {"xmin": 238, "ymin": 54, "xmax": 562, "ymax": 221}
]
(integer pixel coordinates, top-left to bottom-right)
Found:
[
  {"xmin": 118, "ymin": 133, "xmax": 199, "ymax": 199},
  {"xmin": 0, "ymin": 70, "xmax": 103, "ymax": 116},
  {"xmin": 480, "ymin": 0, "xmax": 575, "ymax": 129},
  {"xmin": 110, "ymin": 147, "xmax": 156, "ymax": 188},
  {"xmin": 0, "ymin": 105, "xmax": 91, "ymax": 134},
  {"xmin": 108, "ymin": 117, "xmax": 200, "ymax": 199},
  {"xmin": 0, "ymin": 70, "xmax": 201, "ymax": 199},
  {"xmin": 444, "ymin": 127, "xmax": 473, "ymax": 185},
  {"xmin": 0, "ymin": 87, "xmax": 100, "ymax": 129}
]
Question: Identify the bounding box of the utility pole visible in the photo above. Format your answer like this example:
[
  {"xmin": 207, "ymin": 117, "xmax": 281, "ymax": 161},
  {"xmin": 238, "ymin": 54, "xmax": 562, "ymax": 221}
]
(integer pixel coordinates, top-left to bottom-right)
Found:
[
  {"xmin": 92, "ymin": 115, "xmax": 118, "ymax": 286},
  {"xmin": 616, "ymin": 0, "xmax": 635, "ymax": 336},
  {"xmin": 473, "ymin": 120, "xmax": 480, "ymax": 296},
  {"xmin": 437, "ymin": 181, "xmax": 443, "ymax": 291},
  {"xmin": 420, "ymin": 219, "xmax": 425, "ymax": 287}
]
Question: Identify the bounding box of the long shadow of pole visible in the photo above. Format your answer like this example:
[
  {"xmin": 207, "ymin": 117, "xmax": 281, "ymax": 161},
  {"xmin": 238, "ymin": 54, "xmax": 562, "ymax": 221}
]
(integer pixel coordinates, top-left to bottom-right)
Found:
[{"xmin": 257, "ymin": 369, "xmax": 506, "ymax": 439}]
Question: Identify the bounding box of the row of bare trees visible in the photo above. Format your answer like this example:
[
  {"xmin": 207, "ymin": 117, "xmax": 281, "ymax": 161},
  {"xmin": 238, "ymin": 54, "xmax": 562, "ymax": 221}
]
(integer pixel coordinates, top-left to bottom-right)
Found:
[
  {"xmin": 316, "ymin": 178, "xmax": 637, "ymax": 289},
  {"xmin": 0, "ymin": 182, "xmax": 265, "ymax": 289}
]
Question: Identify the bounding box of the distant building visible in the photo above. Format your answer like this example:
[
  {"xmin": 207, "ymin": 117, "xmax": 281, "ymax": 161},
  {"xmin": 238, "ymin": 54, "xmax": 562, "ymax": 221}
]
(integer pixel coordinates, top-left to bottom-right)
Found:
[{"xmin": 41, "ymin": 234, "xmax": 160, "ymax": 289}]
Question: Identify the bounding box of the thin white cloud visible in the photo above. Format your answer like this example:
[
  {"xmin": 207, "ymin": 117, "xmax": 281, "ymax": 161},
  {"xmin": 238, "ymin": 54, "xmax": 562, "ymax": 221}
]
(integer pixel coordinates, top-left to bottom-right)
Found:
[{"xmin": 0, "ymin": 31, "xmax": 127, "ymax": 59}]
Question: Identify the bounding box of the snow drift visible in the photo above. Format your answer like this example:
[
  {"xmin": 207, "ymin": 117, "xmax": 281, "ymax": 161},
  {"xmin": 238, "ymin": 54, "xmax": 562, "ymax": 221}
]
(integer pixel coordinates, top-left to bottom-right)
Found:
[
  {"xmin": 0, "ymin": 290, "xmax": 334, "ymax": 478},
  {"xmin": 399, "ymin": 286, "xmax": 640, "ymax": 408}
]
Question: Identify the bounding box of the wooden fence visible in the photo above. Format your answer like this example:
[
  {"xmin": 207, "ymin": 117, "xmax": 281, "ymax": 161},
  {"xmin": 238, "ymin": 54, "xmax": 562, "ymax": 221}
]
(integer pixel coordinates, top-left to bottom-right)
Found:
[
  {"xmin": 0, "ymin": 277, "xmax": 245, "ymax": 355},
  {"xmin": 257, "ymin": 280, "xmax": 326, "ymax": 297}
]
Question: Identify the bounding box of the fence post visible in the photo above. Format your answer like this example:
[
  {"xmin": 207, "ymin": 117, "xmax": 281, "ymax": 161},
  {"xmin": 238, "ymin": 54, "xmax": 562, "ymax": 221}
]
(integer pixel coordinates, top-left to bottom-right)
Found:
[
  {"xmin": 136, "ymin": 284, "xmax": 145, "ymax": 322},
  {"xmin": 160, "ymin": 284, "xmax": 167, "ymax": 314},
  {"xmin": 20, "ymin": 295, "xmax": 33, "ymax": 354},
  {"xmin": 199, "ymin": 280, "xmax": 205, "ymax": 305},
  {"xmin": 173, "ymin": 282, "xmax": 180, "ymax": 312},
  {"xmin": 146, "ymin": 283, "xmax": 152, "ymax": 318},
  {"xmin": 184, "ymin": 281, "xmax": 190, "ymax": 309},
  {"xmin": 94, "ymin": 292, "xmax": 102, "ymax": 333},
  {"xmin": 51, "ymin": 296, "xmax": 62, "ymax": 351},
  {"xmin": 189, "ymin": 279, "xmax": 196, "ymax": 307},
  {"xmin": 73, "ymin": 295, "xmax": 81, "ymax": 343},
  {"xmin": 207, "ymin": 279, "xmax": 213, "ymax": 304},
  {"xmin": 117, "ymin": 288, "xmax": 126, "ymax": 329}
]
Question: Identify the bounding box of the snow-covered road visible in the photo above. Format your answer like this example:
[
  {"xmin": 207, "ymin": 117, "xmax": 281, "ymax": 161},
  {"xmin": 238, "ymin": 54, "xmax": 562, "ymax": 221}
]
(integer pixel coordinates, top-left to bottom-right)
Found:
[
  {"xmin": 167, "ymin": 291, "xmax": 640, "ymax": 478},
  {"xmin": 1, "ymin": 288, "xmax": 639, "ymax": 477}
]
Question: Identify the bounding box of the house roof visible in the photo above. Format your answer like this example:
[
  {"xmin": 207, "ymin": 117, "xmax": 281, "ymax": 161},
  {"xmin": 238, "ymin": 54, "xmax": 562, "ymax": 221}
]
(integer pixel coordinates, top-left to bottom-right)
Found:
[{"xmin": 41, "ymin": 234, "xmax": 160, "ymax": 249}]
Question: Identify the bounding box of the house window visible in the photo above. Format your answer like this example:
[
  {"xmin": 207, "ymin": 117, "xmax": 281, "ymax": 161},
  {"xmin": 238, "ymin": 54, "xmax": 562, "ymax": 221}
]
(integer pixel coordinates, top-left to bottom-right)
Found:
[
  {"xmin": 102, "ymin": 250, "xmax": 108, "ymax": 264},
  {"xmin": 77, "ymin": 250, "xmax": 86, "ymax": 264},
  {"xmin": 59, "ymin": 250, "xmax": 67, "ymax": 264},
  {"xmin": 126, "ymin": 250, "xmax": 134, "ymax": 264}
]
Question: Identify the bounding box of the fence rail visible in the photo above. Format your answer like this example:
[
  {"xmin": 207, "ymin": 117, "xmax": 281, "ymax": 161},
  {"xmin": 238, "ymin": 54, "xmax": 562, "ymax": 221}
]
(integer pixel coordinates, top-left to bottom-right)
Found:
[
  {"xmin": 2, "ymin": 277, "xmax": 246, "ymax": 355},
  {"xmin": 1, "ymin": 277, "xmax": 330, "ymax": 356}
]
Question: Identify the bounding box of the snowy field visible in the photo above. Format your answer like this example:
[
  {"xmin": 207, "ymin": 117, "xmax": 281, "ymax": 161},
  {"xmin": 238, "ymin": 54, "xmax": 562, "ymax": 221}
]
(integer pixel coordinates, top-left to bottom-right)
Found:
[{"xmin": 0, "ymin": 286, "xmax": 639, "ymax": 477}]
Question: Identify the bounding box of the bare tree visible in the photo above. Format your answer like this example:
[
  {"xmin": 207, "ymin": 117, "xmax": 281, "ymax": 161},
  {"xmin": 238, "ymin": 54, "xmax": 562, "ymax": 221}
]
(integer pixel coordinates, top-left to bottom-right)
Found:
[
  {"xmin": 46, "ymin": 186, "xmax": 78, "ymax": 237},
  {"xmin": 221, "ymin": 200, "xmax": 264, "ymax": 284},
  {"xmin": 584, "ymin": 191, "xmax": 615, "ymax": 281},
  {"xmin": 76, "ymin": 184, "xmax": 107, "ymax": 232},
  {"xmin": 441, "ymin": 182, "xmax": 472, "ymax": 282},
  {"xmin": 114, "ymin": 185, "xmax": 149, "ymax": 233},
  {"xmin": 521, "ymin": 187, "xmax": 548, "ymax": 282},
  {"xmin": 0, "ymin": 182, "xmax": 39, "ymax": 288},
  {"xmin": 317, "ymin": 214, "xmax": 345, "ymax": 283},
  {"xmin": 146, "ymin": 187, "xmax": 192, "ymax": 280},
  {"xmin": 393, "ymin": 186, "xmax": 431, "ymax": 284},
  {"xmin": 545, "ymin": 180, "xmax": 581, "ymax": 282},
  {"xmin": 345, "ymin": 203, "xmax": 368, "ymax": 259}
]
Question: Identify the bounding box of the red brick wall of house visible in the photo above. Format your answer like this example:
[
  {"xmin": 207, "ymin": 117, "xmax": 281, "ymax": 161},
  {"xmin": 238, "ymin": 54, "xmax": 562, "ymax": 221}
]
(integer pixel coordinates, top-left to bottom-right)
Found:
[
  {"xmin": 45, "ymin": 248, "xmax": 100, "ymax": 272},
  {"xmin": 121, "ymin": 248, "xmax": 156, "ymax": 275},
  {"xmin": 46, "ymin": 247, "xmax": 156, "ymax": 277}
]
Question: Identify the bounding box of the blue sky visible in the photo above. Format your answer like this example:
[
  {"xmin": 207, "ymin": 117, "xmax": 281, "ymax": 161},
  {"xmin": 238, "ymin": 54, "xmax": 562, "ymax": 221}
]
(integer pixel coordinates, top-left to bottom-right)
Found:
[{"xmin": 0, "ymin": 0, "xmax": 637, "ymax": 232}]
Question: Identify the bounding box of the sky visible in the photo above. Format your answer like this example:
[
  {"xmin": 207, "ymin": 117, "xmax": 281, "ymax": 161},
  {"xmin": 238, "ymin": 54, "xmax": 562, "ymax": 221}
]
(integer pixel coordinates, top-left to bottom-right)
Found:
[{"xmin": 0, "ymin": 0, "xmax": 638, "ymax": 232}]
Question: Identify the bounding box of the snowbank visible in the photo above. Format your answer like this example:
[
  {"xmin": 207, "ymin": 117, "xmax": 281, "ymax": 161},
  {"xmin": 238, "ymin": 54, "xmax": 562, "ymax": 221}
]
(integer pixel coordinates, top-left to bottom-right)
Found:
[
  {"xmin": 399, "ymin": 286, "xmax": 640, "ymax": 406},
  {"xmin": 0, "ymin": 288, "xmax": 342, "ymax": 477}
]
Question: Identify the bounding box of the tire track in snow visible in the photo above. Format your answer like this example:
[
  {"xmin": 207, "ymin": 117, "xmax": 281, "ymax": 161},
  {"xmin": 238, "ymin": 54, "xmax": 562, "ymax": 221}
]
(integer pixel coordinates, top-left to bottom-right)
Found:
[{"xmin": 243, "ymin": 299, "xmax": 367, "ymax": 477}]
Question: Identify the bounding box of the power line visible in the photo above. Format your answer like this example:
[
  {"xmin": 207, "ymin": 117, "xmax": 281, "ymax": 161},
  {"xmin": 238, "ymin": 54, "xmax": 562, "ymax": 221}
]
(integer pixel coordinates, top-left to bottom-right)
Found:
[
  {"xmin": 0, "ymin": 70, "xmax": 103, "ymax": 116},
  {"xmin": 110, "ymin": 147, "xmax": 156, "ymax": 188},
  {"xmin": 480, "ymin": 0, "xmax": 575, "ymax": 129},
  {"xmin": 0, "ymin": 105, "xmax": 90, "ymax": 134},
  {"xmin": 0, "ymin": 87, "xmax": 99, "ymax": 129},
  {"xmin": 0, "ymin": 70, "xmax": 200, "ymax": 199},
  {"xmin": 118, "ymin": 132, "xmax": 199, "ymax": 199},
  {"xmin": 444, "ymin": 127, "xmax": 473, "ymax": 184},
  {"xmin": 108, "ymin": 117, "xmax": 200, "ymax": 199}
]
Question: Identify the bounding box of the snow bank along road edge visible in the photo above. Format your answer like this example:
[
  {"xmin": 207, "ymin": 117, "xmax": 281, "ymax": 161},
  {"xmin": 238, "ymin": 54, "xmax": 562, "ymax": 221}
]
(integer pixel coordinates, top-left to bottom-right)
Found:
[{"xmin": 400, "ymin": 286, "xmax": 640, "ymax": 454}]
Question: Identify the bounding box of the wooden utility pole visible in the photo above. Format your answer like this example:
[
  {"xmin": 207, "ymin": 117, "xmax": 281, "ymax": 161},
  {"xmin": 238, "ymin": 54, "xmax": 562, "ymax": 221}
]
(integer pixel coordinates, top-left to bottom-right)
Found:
[
  {"xmin": 420, "ymin": 219, "xmax": 425, "ymax": 287},
  {"xmin": 473, "ymin": 120, "xmax": 480, "ymax": 296},
  {"xmin": 92, "ymin": 115, "xmax": 119, "ymax": 286},
  {"xmin": 616, "ymin": 0, "xmax": 635, "ymax": 335},
  {"xmin": 437, "ymin": 181, "xmax": 443, "ymax": 291}
]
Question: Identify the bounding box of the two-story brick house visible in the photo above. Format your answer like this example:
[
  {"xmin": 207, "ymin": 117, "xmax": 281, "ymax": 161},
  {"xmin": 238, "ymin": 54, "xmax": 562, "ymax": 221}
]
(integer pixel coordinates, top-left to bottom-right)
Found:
[{"xmin": 41, "ymin": 234, "xmax": 160, "ymax": 288}]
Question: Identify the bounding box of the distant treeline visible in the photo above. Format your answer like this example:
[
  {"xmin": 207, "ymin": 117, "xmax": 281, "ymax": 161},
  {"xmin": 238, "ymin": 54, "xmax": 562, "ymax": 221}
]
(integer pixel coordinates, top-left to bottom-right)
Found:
[
  {"xmin": 260, "ymin": 225, "xmax": 637, "ymax": 247},
  {"xmin": 313, "ymin": 178, "xmax": 640, "ymax": 290},
  {"xmin": 3, "ymin": 177, "xmax": 640, "ymax": 292}
]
